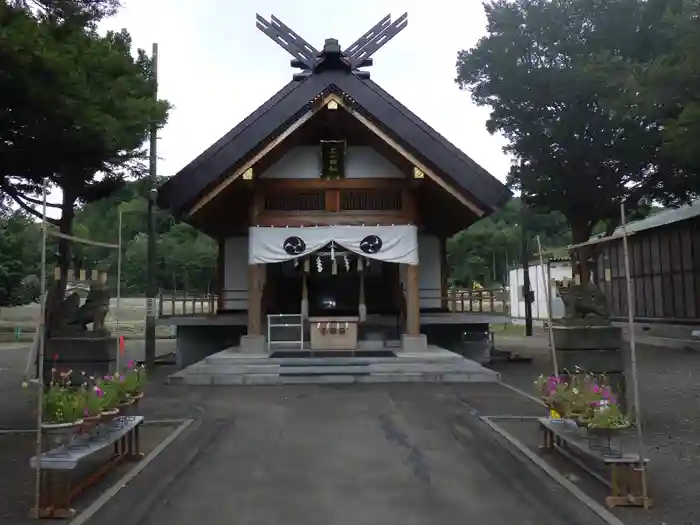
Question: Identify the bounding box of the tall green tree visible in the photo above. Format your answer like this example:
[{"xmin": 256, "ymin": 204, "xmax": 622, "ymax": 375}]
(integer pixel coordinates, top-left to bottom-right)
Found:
[
  {"xmin": 599, "ymin": 0, "xmax": 700, "ymax": 172},
  {"xmin": 0, "ymin": 212, "xmax": 41, "ymax": 310},
  {"xmin": 0, "ymin": 0, "xmax": 170, "ymax": 295},
  {"xmin": 455, "ymin": 0, "xmax": 696, "ymax": 280},
  {"xmin": 447, "ymin": 198, "xmax": 572, "ymax": 287}
]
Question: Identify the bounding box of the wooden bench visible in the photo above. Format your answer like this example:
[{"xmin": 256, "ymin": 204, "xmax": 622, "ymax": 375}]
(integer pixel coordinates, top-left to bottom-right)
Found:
[
  {"xmin": 539, "ymin": 418, "xmax": 651, "ymax": 508},
  {"xmin": 29, "ymin": 416, "xmax": 144, "ymax": 519}
]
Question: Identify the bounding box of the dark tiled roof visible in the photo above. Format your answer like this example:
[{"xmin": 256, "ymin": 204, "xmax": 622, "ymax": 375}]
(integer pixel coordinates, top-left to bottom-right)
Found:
[{"xmin": 157, "ymin": 69, "xmax": 511, "ymax": 216}]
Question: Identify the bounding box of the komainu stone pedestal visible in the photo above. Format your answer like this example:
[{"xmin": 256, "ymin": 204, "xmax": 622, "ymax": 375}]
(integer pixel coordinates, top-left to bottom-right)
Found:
[
  {"xmin": 44, "ymin": 336, "xmax": 117, "ymax": 382},
  {"xmin": 552, "ymin": 324, "xmax": 630, "ymax": 414}
]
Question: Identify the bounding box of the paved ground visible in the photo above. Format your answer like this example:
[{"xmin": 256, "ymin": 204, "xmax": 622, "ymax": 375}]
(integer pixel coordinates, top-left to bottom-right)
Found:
[
  {"xmin": 2, "ymin": 334, "xmax": 699, "ymax": 524},
  {"xmin": 91, "ymin": 381, "xmax": 606, "ymax": 525}
]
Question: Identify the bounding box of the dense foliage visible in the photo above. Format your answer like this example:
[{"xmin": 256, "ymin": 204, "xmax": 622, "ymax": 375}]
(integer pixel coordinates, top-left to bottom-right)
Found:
[
  {"xmin": 0, "ymin": 0, "xmax": 170, "ymax": 297},
  {"xmin": 456, "ymin": 0, "xmax": 699, "ymax": 279},
  {"xmin": 0, "ymin": 179, "xmax": 217, "ymax": 308}
]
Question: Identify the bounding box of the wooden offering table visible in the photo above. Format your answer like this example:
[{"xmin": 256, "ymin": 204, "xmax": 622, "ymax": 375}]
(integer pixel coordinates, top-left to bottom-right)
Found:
[
  {"xmin": 29, "ymin": 416, "xmax": 144, "ymax": 519},
  {"xmin": 539, "ymin": 418, "xmax": 651, "ymax": 508},
  {"xmin": 309, "ymin": 316, "xmax": 359, "ymax": 351}
]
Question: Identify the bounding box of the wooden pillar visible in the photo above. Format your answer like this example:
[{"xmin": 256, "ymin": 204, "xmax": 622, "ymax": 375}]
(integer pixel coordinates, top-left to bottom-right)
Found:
[
  {"xmin": 247, "ymin": 264, "xmax": 262, "ymax": 336},
  {"xmin": 439, "ymin": 236, "xmax": 448, "ymax": 310},
  {"xmin": 216, "ymin": 239, "xmax": 225, "ymax": 312},
  {"xmin": 405, "ymin": 263, "xmax": 420, "ymax": 335}
]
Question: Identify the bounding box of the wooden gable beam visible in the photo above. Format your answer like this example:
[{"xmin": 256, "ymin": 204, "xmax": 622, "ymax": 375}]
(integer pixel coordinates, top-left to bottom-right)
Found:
[
  {"xmin": 188, "ymin": 109, "xmax": 316, "ymax": 217},
  {"xmin": 327, "ymin": 94, "xmax": 485, "ymax": 218}
]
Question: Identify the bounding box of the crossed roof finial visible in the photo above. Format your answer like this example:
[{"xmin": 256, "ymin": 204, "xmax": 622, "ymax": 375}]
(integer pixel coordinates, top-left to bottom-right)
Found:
[{"xmin": 255, "ymin": 13, "xmax": 408, "ymax": 79}]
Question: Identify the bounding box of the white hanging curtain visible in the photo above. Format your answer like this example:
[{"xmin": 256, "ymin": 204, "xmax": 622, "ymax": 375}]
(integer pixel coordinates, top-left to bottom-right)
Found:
[{"xmin": 248, "ymin": 225, "xmax": 419, "ymax": 265}]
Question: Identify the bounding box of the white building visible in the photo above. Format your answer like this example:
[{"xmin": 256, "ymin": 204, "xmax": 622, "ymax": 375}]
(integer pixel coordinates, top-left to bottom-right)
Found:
[{"xmin": 508, "ymin": 258, "xmax": 572, "ymax": 325}]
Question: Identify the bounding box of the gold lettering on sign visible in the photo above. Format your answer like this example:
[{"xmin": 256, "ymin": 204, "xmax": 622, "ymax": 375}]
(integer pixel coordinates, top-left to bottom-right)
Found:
[{"xmin": 321, "ymin": 140, "xmax": 346, "ymax": 180}]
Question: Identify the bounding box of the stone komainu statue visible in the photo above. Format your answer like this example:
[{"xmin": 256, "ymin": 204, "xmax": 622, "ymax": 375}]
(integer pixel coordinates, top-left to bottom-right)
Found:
[
  {"xmin": 558, "ymin": 281, "xmax": 610, "ymax": 322},
  {"xmin": 46, "ymin": 279, "xmax": 111, "ymax": 337}
]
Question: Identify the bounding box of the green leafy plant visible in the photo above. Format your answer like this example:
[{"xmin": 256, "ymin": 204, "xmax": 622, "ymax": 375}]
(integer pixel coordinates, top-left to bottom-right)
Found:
[
  {"xmin": 79, "ymin": 386, "xmax": 104, "ymax": 418},
  {"xmin": 122, "ymin": 360, "xmax": 147, "ymax": 395},
  {"xmin": 586, "ymin": 402, "xmax": 630, "ymax": 429},
  {"xmin": 43, "ymin": 386, "xmax": 83, "ymax": 424},
  {"xmin": 96, "ymin": 379, "xmax": 121, "ymax": 411}
]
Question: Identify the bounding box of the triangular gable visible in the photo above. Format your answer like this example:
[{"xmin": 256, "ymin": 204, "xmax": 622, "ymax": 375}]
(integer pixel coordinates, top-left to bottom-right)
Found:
[{"xmin": 157, "ymin": 69, "xmax": 511, "ymax": 217}]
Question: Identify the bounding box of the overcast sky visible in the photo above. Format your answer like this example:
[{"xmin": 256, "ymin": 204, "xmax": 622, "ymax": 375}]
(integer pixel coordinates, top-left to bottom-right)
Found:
[{"xmin": 99, "ymin": 0, "xmax": 512, "ymax": 184}]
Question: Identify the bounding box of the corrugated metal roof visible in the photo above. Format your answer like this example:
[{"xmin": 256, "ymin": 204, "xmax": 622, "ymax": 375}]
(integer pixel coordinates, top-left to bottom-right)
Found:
[{"xmin": 570, "ymin": 199, "xmax": 700, "ymax": 248}]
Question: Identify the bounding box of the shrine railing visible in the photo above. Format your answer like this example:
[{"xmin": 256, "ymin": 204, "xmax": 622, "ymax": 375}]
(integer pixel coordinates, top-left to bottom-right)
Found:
[
  {"xmin": 157, "ymin": 289, "xmax": 250, "ymax": 318},
  {"xmin": 419, "ymin": 287, "xmax": 510, "ymax": 315}
]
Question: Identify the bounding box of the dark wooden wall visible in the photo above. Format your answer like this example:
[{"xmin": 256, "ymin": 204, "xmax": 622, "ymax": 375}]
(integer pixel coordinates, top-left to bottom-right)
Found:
[{"xmin": 592, "ymin": 217, "xmax": 700, "ymax": 323}]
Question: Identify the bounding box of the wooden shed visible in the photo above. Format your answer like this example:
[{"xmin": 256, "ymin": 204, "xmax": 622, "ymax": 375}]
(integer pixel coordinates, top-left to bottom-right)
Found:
[{"xmin": 572, "ymin": 201, "xmax": 700, "ymax": 324}]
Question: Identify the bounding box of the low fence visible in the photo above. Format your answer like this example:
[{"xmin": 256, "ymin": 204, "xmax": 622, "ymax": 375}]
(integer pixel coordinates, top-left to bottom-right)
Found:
[
  {"xmin": 156, "ymin": 287, "xmax": 511, "ymax": 318},
  {"xmin": 420, "ymin": 287, "xmax": 509, "ymax": 315},
  {"xmin": 448, "ymin": 287, "xmax": 509, "ymax": 314},
  {"xmin": 157, "ymin": 291, "xmax": 218, "ymax": 317}
]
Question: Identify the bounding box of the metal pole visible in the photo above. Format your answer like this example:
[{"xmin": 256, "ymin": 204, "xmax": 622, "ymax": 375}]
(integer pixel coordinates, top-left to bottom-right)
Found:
[
  {"xmin": 33, "ymin": 178, "xmax": 48, "ymax": 515},
  {"xmin": 521, "ymin": 207, "xmax": 533, "ymax": 336},
  {"xmin": 620, "ymin": 201, "xmax": 649, "ymax": 507},
  {"xmin": 536, "ymin": 236, "xmax": 558, "ymax": 376},
  {"xmin": 145, "ymin": 42, "xmax": 158, "ymax": 371},
  {"xmin": 116, "ymin": 210, "xmax": 122, "ymax": 371}
]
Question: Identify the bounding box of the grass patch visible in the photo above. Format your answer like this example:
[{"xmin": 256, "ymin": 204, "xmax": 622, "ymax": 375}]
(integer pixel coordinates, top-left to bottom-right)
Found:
[{"xmin": 489, "ymin": 323, "xmax": 526, "ymax": 336}]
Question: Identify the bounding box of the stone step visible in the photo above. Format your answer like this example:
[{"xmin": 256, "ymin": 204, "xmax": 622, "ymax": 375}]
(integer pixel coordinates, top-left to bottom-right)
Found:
[
  {"xmin": 204, "ymin": 354, "xmax": 463, "ymax": 367},
  {"xmin": 183, "ymin": 363, "xmax": 484, "ymax": 375},
  {"xmin": 169, "ymin": 370, "xmax": 499, "ymax": 386}
]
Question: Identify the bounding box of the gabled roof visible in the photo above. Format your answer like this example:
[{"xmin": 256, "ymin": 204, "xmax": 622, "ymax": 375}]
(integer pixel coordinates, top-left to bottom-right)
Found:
[
  {"xmin": 157, "ymin": 68, "xmax": 511, "ymax": 218},
  {"xmin": 571, "ymin": 200, "xmax": 700, "ymax": 249}
]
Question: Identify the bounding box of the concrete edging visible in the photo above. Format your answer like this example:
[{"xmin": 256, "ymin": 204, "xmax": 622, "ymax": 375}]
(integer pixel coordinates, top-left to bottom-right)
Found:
[
  {"xmin": 475, "ymin": 386, "xmax": 626, "ymax": 525},
  {"xmin": 68, "ymin": 418, "xmax": 194, "ymax": 525},
  {"xmin": 479, "ymin": 416, "xmax": 626, "ymax": 525}
]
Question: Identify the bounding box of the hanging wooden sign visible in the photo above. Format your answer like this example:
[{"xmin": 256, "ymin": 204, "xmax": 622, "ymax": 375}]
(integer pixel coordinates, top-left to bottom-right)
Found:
[{"xmin": 321, "ymin": 140, "xmax": 346, "ymax": 180}]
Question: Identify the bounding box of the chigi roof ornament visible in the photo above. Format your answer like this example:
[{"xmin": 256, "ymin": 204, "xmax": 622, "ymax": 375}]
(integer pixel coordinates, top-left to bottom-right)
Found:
[{"xmin": 255, "ymin": 13, "xmax": 408, "ymax": 81}]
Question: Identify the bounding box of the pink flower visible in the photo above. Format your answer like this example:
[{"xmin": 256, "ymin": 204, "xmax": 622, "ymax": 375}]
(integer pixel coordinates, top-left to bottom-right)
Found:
[{"xmin": 128, "ymin": 359, "xmax": 135, "ymax": 369}]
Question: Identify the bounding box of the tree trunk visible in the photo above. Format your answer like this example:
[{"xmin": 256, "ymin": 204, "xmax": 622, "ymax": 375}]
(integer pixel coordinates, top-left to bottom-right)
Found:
[
  {"xmin": 571, "ymin": 218, "xmax": 594, "ymax": 284},
  {"xmin": 56, "ymin": 193, "xmax": 76, "ymax": 299},
  {"xmin": 45, "ymin": 191, "xmax": 76, "ymax": 336}
]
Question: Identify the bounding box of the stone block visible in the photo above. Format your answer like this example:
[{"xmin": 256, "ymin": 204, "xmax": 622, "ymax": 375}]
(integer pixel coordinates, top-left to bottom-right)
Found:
[
  {"xmin": 556, "ymin": 348, "xmax": 624, "ymax": 373},
  {"xmin": 44, "ymin": 336, "xmax": 116, "ymax": 382},
  {"xmin": 552, "ymin": 325, "xmax": 622, "ymax": 350},
  {"xmin": 400, "ymin": 334, "xmax": 428, "ymax": 353},
  {"xmin": 240, "ymin": 334, "xmax": 267, "ymax": 354},
  {"xmin": 176, "ymin": 325, "xmax": 246, "ymax": 369}
]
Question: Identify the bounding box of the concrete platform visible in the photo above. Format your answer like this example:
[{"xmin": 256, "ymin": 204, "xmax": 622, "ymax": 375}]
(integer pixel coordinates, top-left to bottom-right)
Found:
[{"xmin": 168, "ymin": 346, "xmax": 500, "ymax": 386}]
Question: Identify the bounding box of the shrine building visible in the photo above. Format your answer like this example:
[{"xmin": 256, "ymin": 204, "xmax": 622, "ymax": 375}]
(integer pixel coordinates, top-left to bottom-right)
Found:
[{"xmin": 156, "ymin": 14, "xmax": 512, "ymax": 380}]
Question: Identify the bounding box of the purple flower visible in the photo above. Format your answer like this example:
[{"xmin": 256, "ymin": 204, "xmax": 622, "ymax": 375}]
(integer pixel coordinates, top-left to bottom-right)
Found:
[{"xmin": 83, "ymin": 408, "xmax": 89, "ymax": 416}]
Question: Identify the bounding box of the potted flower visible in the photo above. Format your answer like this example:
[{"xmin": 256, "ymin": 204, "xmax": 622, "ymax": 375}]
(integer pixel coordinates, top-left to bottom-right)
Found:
[
  {"xmin": 123, "ymin": 360, "xmax": 147, "ymax": 403},
  {"xmin": 108, "ymin": 372, "xmax": 136, "ymax": 412},
  {"xmin": 97, "ymin": 378, "xmax": 121, "ymax": 422},
  {"xmin": 535, "ymin": 375, "xmax": 572, "ymax": 418},
  {"xmin": 42, "ymin": 380, "xmax": 84, "ymax": 446},
  {"xmin": 583, "ymin": 399, "xmax": 630, "ymax": 436}
]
